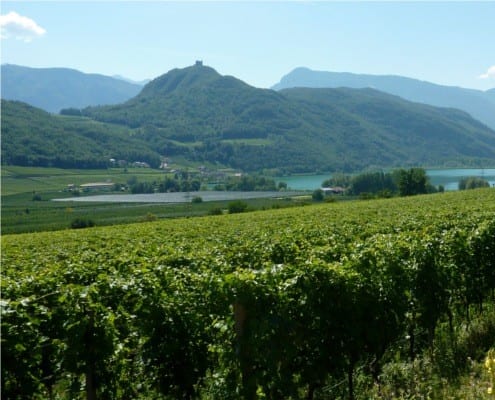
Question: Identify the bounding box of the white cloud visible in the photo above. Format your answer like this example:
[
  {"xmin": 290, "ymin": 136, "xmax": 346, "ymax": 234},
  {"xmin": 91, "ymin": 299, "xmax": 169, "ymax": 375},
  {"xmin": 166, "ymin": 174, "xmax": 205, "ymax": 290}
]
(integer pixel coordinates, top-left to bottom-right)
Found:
[
  {"xmin": 0, "ymin": 11, "xmax": 46, "ymax": 42},
  {"xmin": 479, "ymin": 65, "xmax": 495, "ymax": 80}
]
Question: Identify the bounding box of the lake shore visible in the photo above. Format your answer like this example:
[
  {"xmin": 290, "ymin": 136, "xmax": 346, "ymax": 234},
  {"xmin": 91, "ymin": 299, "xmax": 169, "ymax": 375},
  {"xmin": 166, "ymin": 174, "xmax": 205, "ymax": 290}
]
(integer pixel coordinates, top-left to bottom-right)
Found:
[{"xmin": 275, "ymin": 169, "xmax": 495, "ymax": 191}]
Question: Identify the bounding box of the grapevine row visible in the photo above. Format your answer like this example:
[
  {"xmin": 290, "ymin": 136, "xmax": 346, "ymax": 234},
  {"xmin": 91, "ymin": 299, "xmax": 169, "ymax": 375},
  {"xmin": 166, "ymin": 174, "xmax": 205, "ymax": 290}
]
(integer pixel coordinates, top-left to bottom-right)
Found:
[{"xmin": 2, "ymin": 189, "xmax": 495, "ymax": 399}]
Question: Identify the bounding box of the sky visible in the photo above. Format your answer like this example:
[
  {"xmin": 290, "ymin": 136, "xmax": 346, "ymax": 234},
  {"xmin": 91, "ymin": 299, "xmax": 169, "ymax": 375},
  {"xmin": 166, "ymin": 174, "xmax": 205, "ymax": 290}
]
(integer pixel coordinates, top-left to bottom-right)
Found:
[{"xmin": 1, "ymin": 1, "xmax": 494, "ymax": 91}]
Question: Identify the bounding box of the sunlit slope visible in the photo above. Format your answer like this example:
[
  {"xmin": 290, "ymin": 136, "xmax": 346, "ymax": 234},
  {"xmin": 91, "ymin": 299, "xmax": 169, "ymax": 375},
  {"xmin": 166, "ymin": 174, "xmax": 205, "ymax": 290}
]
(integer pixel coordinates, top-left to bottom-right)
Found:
[
  {"xmin": 83, "ymin": 64, "xmax": 495, "ymax": 172},
  {"xmin": 2, "ymin": 189, "xmax": 495, "ymax": 399},
  {"xmin": 1, "ymin": 100, "xmax": 161, "ymax": 168},
  {"xmin": 273, "ymin": 66, "xmax": 495, "ymax": 130},
  {"xmin": 3, "ymin": 189, "xmax": 494, "ymax": 260}
]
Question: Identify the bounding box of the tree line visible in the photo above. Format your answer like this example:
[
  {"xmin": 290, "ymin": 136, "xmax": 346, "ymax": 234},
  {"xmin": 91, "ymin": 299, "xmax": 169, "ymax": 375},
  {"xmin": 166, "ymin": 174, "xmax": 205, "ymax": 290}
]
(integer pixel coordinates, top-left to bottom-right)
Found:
[
  {"xmin": 322, "ymin": 168, "xmax": 438, "ymax": 197},
  {"xmin": 322, "ymin": 168, "xmax": 491, "ymax": 198},
  {"xmin": 127, "ymin": 174, "xmax": 281, "ymax": 194}
]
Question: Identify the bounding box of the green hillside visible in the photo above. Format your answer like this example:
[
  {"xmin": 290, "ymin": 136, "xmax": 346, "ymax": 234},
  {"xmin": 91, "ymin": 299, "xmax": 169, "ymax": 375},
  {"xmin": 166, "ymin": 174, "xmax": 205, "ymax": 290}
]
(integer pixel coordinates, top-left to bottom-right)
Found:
[
  {"xmin": 3, "ymin": 64, "xmax": 495, "ymax": 173},
  {"xmin": 282, "ymin": 87, "xmax": 495, "ymax": 166},
  {"xmin": 83, "ymin": 64, "xmax": 495, "ymax": 172},
  {"xmin": 1, "ymin": 100, "xmax": 161, "ymax": 168},
  {"xmin": 272, "ymin": 67, "xmax": 495, "ymax": 130}
]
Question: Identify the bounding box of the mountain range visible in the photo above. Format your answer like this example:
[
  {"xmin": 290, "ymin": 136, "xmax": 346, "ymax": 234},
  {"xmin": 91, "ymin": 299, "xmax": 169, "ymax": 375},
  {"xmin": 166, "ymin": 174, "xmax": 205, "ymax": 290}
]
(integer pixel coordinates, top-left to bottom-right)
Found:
[
  {"xmin": 1, "ymin": 64, "xmax": 143, "ymax": 113},
  {"xmin": 272, "ymin": 67, "xmax": 495, "ymax": 131},
  {"xmin": 2, "ymin": 63, "xmax": 495, "ymax": 173}
]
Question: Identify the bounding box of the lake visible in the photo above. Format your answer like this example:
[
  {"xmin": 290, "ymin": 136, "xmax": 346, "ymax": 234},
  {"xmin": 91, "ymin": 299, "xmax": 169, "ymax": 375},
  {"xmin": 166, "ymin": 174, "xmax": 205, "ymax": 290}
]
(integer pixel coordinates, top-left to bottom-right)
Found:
[{"xmin": 276, "ymin": 169, "xmax": 495, "ymax": 191}]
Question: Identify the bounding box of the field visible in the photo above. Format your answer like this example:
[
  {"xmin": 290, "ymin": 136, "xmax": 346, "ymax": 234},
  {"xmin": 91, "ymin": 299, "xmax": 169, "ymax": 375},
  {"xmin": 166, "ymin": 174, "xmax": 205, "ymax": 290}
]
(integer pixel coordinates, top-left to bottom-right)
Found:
[
  {"xmin": 1, "ymin": 166, "xmax": 170, "ymax": 196},
  {"xmin": 2, "ymin": 188, "xmax": 495, "ymax": 399},
  {"xmin": 1, "ymin": 166, "xmax": 307, "ymax": 234}
]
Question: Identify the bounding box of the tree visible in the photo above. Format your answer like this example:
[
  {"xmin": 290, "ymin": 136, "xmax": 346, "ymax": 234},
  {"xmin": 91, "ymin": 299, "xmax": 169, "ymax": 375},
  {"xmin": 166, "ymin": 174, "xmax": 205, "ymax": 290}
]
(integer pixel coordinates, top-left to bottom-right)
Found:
[
  {"xmin": 458, "ymin": 176, "xmax": 489, "ymax": 190},
  {"xmin": 312, "ymin": 189, "xmax": 325, "ymax": 201},
  {"xmin": 322, "ymin": 172, "xmax": 351, "ymax": 189},
  {"xmin": 397, "ymin": 168, "xmax": 428, "ymax": 196},
  {"xmin": 349, "ymin": 171, "xmax": 396, "ymax": 195},
  {"xmin": 60, "ymin": 108, "xmax": 82, "ymax": 116}
]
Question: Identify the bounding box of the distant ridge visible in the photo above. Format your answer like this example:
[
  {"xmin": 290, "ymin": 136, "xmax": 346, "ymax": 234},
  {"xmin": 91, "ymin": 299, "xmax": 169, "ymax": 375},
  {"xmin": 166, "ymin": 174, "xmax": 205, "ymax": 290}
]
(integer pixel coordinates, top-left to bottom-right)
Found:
[
  {"xmin": 272, "ymin": 67, "xmax": 495, "ymax": 130},
  {"xmin": 112, "ymin": 75, "xmax": 151, "ymax": 86},
  {"xmin": 486, "ymin": 88, "xmax": 495, "ymax": 104},
  {"xmin": 1, "ymin": 64, "xmax": 143, "ymax": 113}
]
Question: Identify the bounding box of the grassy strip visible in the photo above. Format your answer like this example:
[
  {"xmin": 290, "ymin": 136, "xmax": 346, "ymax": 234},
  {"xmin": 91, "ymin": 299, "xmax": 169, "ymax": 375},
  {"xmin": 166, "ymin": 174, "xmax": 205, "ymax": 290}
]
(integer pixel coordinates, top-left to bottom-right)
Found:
[
  {"xmin": 1, "ymin": 190, "xmax": 306, "ymax": 234},
  {"xmin": 1, "ymin": 166, "xmax": 170, "ymax": 196}
]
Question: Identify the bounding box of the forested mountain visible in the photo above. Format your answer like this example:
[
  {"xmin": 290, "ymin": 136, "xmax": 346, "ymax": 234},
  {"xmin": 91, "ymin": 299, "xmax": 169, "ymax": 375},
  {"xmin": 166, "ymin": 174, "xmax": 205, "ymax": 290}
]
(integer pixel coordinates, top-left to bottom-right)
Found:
[
  {"xmin": 3, "ymin": 64, "xmax": 495, "ymax": 172},
  {"xmin": 281, "ymin": 87, "xmax": 495, "ymax": 168},
  {"xmin": 82, "ymin": 63, "xmax": 495, "ymax": 172},
  {"xmin": 272, "ymin": 67, "xmax": 495, "ymax": 130},
  {"xmin": 1, "ymin": 100, "xmax": 161, "ymax": 168},
  {"xmin": 1, "ymin": 64, "xmax": 143, "ymax": 113}
]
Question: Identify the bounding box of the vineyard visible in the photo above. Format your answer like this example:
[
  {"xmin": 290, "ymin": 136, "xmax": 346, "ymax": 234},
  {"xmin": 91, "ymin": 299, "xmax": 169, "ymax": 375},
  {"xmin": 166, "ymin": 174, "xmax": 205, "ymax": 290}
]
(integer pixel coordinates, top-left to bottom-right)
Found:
[{"xmin": 2, "ymin": 189, "xmax": 495, "ymax": 399}]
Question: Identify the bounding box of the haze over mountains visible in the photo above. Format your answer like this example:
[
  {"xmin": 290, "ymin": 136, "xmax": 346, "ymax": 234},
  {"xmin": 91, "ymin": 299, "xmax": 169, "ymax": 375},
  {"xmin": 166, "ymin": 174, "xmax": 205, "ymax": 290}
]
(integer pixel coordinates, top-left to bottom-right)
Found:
[
  {"xmin": 1, "ymin": 64, "xmax": 143, "ymax": 113},
  {"xmin": 273, "ymin": 67, "xmax": 495, "ymax": 130},
  {"xmin": 2, "ymin": 63, "xmax": 495, "ymax": 173}
]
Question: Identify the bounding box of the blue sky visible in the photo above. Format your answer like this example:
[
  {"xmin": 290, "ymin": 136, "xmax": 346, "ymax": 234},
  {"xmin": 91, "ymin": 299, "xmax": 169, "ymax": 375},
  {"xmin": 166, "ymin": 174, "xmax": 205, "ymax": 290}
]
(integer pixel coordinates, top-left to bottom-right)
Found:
[{"xmin": 1, "ymin": 1, "xmax": 494, "ymax": 90}]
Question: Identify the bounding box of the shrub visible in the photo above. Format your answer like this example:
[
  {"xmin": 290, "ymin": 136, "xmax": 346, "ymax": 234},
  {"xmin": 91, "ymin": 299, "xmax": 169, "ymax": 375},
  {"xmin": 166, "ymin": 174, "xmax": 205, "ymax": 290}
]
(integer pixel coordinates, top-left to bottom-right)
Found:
[
  {"xmin": 209, "ymin": 207, "xmax": 223, "ymax": 215},
  {"xmin": 143, "ymin": 213, "xmax": 157, "ymax": 222},
  {"xmin": 458, "ymin": 176, "xmax": 490, "ymax": 190},
  {"xmin": 312, "ymin": 188, "xmax": 324, "ymax": 201},
  {"xmin": 228, "ymin": 201, "xmax": 247, "ymax": 214},
  {"xmin": 191, "ymin": 196, "xmax": 203, "ymax": 203},
  {"xmin": 359, "ymin": 192, "xmax": 374, "ymax": 200},
  {"xmin": 70, "ymin": 218, "xmax": 95, "ymax": 229}
]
